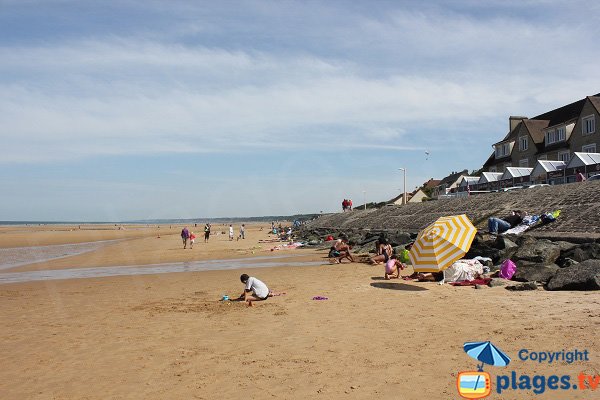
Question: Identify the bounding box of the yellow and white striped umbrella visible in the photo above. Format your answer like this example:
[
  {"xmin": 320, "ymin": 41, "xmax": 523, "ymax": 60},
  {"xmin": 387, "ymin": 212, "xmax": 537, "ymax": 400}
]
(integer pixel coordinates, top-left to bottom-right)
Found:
[{"xmin": 408, "ymin": 214, "xmax": 476, "ymax": 272}]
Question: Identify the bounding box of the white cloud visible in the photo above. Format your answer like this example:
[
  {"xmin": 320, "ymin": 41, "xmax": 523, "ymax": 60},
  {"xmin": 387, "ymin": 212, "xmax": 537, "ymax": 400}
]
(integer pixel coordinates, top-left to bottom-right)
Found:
[{"xmin": 1, "ymin": 3, "xmax": 600, "ymax": 165}]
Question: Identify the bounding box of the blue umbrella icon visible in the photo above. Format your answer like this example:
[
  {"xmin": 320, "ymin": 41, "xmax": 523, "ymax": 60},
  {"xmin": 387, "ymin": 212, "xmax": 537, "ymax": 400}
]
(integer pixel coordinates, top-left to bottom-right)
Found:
[{"xmin": 464, "ymin": 341, "xmax": 511, "ymax": 371}]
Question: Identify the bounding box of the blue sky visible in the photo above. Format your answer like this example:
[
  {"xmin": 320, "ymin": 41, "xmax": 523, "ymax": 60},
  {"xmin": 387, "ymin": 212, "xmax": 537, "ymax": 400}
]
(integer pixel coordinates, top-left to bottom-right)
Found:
[{"xmin": 1, "ymin": 0, "xmax": 600, "ymax": 221}]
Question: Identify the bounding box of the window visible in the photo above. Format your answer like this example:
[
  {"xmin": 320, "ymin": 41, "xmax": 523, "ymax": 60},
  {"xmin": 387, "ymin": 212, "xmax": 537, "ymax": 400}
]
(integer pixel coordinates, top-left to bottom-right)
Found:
[
  {"xmin": 495, "ymin": 142, "xmax": 510, "ymax": 158},
  {"xmin": 519, "ymin": 136, "xmax": 528, "ymax": 151},
  {"xmin": 582, "ymin": 115, "xmax": 595, "ymax": 135},
  {"xmin": 558, "ymin": 151, "xmax": 570, "ymax": 162},
  {"xmin": 582, "ymin": 143, "xmax": 597, "ymax": 153},
  {"xmin": 519, "ymin": 159, "xmax": 529, "ymax": 167},
  {"xmin": 546, "ymin": 129, "xmax": 556, "ymax": 144},
  {"xmin": 556, "ymin": 126, "xmax": 566, "ymax": 141}
]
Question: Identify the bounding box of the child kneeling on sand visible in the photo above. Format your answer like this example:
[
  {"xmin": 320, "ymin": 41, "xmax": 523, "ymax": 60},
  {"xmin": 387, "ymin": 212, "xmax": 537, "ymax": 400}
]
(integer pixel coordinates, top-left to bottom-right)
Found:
[
  {"xmin": 384, "ymin": 255, "xmax": 405, "ymax": 280},
  {"xmin": 238, "ymin": 274, "xmax": 283, "ymax": 306}
]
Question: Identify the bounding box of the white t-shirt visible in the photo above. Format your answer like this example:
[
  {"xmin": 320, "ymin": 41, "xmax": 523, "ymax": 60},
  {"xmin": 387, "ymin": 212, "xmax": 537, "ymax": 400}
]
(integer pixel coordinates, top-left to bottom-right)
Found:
[
  {"xmin": 229, "ymin": 226, "xmax": 234, "ymax": 236},
  {"xmin": 245, "ymin": 277, "xmax": 269, "ymax": 299}
]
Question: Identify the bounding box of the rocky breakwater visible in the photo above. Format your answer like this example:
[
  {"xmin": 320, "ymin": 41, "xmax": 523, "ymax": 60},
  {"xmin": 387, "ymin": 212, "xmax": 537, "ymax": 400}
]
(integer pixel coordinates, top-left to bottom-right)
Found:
[
  {"xmin": 298, "ymin": 182, "xmax": 600, "ymax": 291},
  {"xmin": 466, "ymin": 234, "xmax": 600, "ymax": 291}
]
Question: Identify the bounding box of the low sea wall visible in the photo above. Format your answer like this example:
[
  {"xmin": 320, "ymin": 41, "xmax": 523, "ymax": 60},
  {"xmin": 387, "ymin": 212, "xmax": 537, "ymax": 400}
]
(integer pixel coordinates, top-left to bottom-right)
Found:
[{"xmin": 307, "ymin": 180, "xmax": 600, "ymax": 241}]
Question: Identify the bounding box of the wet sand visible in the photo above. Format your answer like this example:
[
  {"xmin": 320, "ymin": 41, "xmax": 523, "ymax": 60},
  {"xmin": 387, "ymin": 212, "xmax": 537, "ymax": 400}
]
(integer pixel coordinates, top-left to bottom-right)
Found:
[{"xmin": 0, "ymin": 224, "xmax": 599, "ymax": 399}]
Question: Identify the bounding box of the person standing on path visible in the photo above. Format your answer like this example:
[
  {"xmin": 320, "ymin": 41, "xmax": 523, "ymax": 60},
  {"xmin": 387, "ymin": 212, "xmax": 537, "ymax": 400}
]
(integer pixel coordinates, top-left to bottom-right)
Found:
[
  {"xmin": 181, "ymin": 227, "xmax": 190, "ymax": 249},
  {"xmin": 229, "ymin": 224, "xmax": 234, "ymax": 241},
  {"xmin": 239, "ymin": 224, "xmax": 245, "ymax": 240}
]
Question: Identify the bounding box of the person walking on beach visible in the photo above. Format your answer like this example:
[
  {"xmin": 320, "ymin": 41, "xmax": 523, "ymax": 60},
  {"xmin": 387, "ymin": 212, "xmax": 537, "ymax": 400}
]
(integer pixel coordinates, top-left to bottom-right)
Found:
[
  {"xmin": 181, "ymin": 227, "xmax": 190, "ymax": 249},
  {"xmin": 229, "ymin": 224, "xmax": 234, "ymax": 241},
  {"xmin": 239, "ymin": 224, "xmax": 245, "ymax": 240},
  {"xmin": 204, "ymin": 223, "xmax": 211, "ymax": 242},
  {"xmin": 189, "ymin": 231, "xmax": 196, "ymax": 249}
]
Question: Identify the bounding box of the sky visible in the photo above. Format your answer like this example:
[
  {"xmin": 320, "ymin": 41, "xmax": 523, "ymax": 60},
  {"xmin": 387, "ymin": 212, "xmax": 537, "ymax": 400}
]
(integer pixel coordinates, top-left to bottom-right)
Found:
[{"xmin": 1, "ymin": 0, "xmax": 600, "ymax": 221}]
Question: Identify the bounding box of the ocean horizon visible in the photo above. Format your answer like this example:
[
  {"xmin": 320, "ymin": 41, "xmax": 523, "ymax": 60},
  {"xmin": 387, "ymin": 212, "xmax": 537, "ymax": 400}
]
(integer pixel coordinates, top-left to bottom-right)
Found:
[{"xmin": 0, "ymin": 213, "xmax": 320, "ymax": 226}]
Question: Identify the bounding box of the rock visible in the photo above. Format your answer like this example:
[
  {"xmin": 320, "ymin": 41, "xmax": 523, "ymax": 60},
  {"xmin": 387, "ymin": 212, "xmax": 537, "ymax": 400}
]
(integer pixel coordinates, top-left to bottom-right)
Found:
[
  {"xmin": 546, "ymin": 260, "xmax": 600, "ymax": 291},
  {"xmin": 572, "ymin": 243, "xmax": 600, "ymax": 262},
  {"xmin": 557, "ymin": 257, "xmax": 579, "ymax": 268},
  {"xmin": 512, "ymin": 264, "xmax": 559, "ymax": 283},
  {"xmin": 475, "ymin": 284, "xmax": 489, "ymax": 289},
  {"xmin": 555, "ymin": 241, "xmax": 578, "ymax": 252},
  {"xmin": 493, "ymin": 236, "xmax": 518, "ymax": 250},
  {"xmin": 489, "ymin": 278, "xmax": 510, "ymax": 287},
  {"xmin": 387, "ymin": 232, "xmax": 412, "ymax": 245},
  {"xmin": 506, "ymin": 282, "xmax": 538, "ymax": 291},
  {"xmin": 513, "ymin": 238, "xmax": 561, "ymax": 266}
]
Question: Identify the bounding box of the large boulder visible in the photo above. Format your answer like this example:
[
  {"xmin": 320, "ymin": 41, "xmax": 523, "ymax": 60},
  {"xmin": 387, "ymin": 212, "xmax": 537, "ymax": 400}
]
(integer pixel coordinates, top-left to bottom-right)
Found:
[
  {"xmin": 546, "ymin": 259, "xmax": 600, "ymax": 291},
  {"xmin": 572, "ymin": 243, "xmax": 600, "ymax": 262},
  {"xmin": 513, "ymin": 238, "xmax": 561, "ymax": 266},
  {"xmin": 512, "ymin": 264, "xmax": 559, "ymax": 283}
]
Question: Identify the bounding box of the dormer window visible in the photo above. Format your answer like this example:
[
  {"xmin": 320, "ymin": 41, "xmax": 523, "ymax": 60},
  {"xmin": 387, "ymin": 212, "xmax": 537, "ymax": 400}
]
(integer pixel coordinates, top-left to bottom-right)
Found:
[
  {"xmin": 546, "ymin": 129, "xmax": 556, "ymax": 144},
  {"xmin": 556, "ymin": 126, "xmax": 566, "ymax": 141},
  {"xmin": 495, "ymin": 142, "xmax": 511, "ymax": 158},
  {"xmin": 519, "ymin": 136, "xmax": 528, "ymax": 151}
]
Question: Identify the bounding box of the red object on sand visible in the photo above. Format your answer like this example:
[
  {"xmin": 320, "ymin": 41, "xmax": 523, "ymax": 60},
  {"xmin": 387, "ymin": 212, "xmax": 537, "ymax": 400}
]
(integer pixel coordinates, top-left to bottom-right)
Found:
[{"xmin": 325, "ymin": 235, "xmax": 334, "ymax": 241}]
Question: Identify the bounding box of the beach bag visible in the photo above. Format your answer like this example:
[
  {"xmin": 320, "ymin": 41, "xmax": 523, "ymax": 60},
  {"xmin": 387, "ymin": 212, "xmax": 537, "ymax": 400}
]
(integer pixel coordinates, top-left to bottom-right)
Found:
[
  {"xmin": 541, "ymin": 213, "xmax": 556, "ymax": 224},
  {"xmin": 499, "ymin": 259, "xmax": 517, "ymax": 280}
]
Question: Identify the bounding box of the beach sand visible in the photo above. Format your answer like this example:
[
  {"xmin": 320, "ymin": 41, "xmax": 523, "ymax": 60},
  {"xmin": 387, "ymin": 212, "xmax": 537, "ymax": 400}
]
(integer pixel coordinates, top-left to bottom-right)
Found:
[{"xmin": 0, "ymin": 224, "xmax": 598, "ymax": 399}]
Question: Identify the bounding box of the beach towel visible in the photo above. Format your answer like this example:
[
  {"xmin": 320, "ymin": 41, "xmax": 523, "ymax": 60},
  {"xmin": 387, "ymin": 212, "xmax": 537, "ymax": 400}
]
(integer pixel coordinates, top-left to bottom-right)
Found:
[
  {"xmin": 443, "ymin": 259, "xmax": 484, "ymax": 283},
  {"xmin": 449, "ymin": 278, "xmax": 492, "ymax": 286}
]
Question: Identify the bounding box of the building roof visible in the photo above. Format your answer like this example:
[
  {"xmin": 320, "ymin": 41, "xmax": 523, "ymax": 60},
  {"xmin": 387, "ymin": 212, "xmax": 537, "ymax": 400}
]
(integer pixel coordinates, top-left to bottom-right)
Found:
[
  {"xmin": 422, "ymin": 178, "xmax": 441, "ymax": 189},
  {"xmin": 478, "ymin": 172, "xmax": 503, "ymax": 184},
  {"xmin": 532, "ymin": 95, "xmax": 596, "ymax": 127},
  {"xmin": 531, "ymin": 160, "xmax": 566, "ymax": 178},
  {"xmin": 459, "ymin": 176, "xmax": 480, "ymax": 186},
  {"xmin": 588, "ymin": 96, "xmax": 600, "ymax": 114},
  {"xmin": 438, "ymin": 169, "xmax": 469, "ymax": 187},
  {"xmin": 566, "ymin": 152, "xmax": 600, "ymax": 169},
  {"xmin": 522, "ymin": 119, "xmax": 550, "ymax": 143},
  {"xmin": 501, "ymin": 167, "xmax": 533, "ymax": 180}
]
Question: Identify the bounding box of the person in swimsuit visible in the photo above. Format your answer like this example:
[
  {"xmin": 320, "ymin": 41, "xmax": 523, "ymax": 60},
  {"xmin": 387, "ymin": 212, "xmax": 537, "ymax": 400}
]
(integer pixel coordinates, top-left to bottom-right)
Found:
[
  {"xmin": 370, "ymin": 239, "xmax": 393, "ymax": 264},
  {"xmin": 384, "ymin": 255, "xmax": 405, "ymax": 279}
]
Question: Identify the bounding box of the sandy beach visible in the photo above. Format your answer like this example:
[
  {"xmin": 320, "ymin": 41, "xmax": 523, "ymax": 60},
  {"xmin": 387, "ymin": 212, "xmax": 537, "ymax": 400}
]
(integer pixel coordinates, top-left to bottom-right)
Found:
[{"xmin": 0, "ymin": 224, "xmax": 598, "ymax": 399}]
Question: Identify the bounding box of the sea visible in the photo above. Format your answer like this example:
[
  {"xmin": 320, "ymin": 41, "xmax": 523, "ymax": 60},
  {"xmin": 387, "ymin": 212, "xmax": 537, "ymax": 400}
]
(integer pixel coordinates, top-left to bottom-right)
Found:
[{"xmin": 0, "ymin": 215, "xmax": 322, "ymax": 284}]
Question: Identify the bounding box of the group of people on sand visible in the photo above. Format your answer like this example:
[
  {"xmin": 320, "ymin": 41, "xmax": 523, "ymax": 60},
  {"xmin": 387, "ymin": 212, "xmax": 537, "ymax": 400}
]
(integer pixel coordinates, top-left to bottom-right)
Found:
[
  {"xmin": 327, "ymin": 235, "xmax": 406, "ymax": 280},
  {"xmin": 228, "ymin": 224, "xmax": 246, "ymax": 241},
  {"xmin": 180, "ymin": 223, "xmax": 212, "ymax": 248},
  {"xmin": 342, "ymin": 199, "xmax": 353, "ymax": 212}
]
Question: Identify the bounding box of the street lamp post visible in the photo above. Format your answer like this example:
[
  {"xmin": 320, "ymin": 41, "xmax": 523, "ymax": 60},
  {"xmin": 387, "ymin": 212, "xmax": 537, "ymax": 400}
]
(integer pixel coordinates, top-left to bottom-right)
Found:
[
  {"xmin": 362, "ymin": 190, "xmax": 366, "ymax": 210},
  {"xmin": 398, "ymin": 168, "xmax": 407, "ymax": 205}
]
